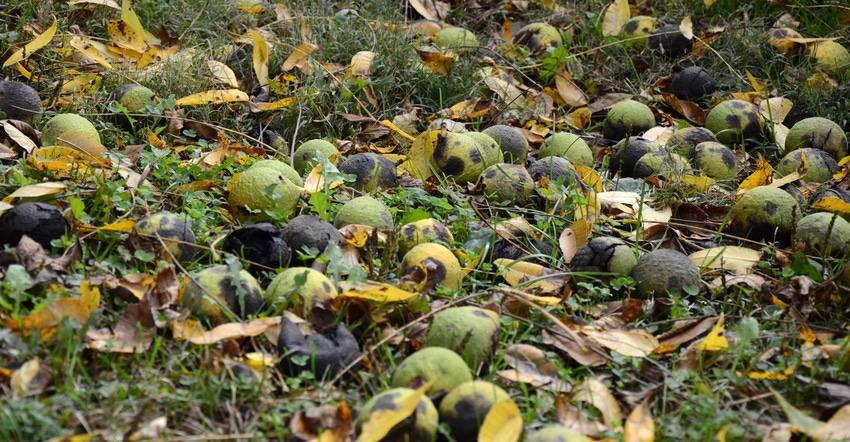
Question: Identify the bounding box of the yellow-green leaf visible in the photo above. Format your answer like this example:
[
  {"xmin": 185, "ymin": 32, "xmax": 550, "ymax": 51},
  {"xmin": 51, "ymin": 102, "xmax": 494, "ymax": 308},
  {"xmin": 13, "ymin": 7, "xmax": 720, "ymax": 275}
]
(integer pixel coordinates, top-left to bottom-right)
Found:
[
  {"xmin": 601, "ymin": 0, "xmax": 630, "ymax": 37},
  {"xmin": 121, "ymin": 0, "xmax": 158, "ymax": 44},
  {"xmin": 3, "ymin": 15, "xmax": 57, "ymax": 67},
  {"xmin": 176, "ymin": 89, "xmax": 249, "ymax": 106},
  {"xmin": 337, "ymin": 282, "xmax": 419, "ymax": 303},
  {"xmin": 689, "ymin": 246, "xmax": 762, "ymax": 271},
  {"xmin": 208, "ymin": 60, "xmax": 239, "ymax": 88},
  {"xmin": 478, "ymin": 399, "xmax": 522, "ymax": 442},
  {"xmin": 3, "ymin": 182, "xmax": 67, "ymax": 203},
  {"xmin": 694, "ymin": 313, "xmax": 728, "ymax": 352},
  {"xmin": 57, "ymin": 130, "xmax": 111, "ymax": 166},
  {"xmin": 250, "ymin": 29, "xmax": 270, "ymax": 87},
  {"xmin": 358, "ymin": 380, "xmax": 435, "ymax": 442}
]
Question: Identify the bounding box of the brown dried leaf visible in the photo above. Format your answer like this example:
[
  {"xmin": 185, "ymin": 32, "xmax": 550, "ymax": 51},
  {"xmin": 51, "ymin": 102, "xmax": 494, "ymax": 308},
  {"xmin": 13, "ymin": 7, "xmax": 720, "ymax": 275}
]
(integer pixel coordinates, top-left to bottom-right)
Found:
[
  {"xmin": 415, "ymin": 47, "xmax": 454, "ymax": 75},
  {"xmin": 656, "ymin": 315, "xmax": 719, "ymax": 351},
  {"xmin": 542, "ymin": 329, "xmax": 607, "ymax": 366}
]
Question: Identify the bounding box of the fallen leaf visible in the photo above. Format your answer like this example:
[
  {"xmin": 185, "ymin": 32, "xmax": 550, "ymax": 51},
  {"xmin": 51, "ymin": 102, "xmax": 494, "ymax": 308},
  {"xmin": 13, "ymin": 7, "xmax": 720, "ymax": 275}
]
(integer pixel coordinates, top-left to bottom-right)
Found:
[
  {"xmin": 415, "ymin": 47, "xmax": 454, "ymax": 75},
  {"xmin": 478, "ymin": 399, "xmax": 523, "ymax": 442},
  {"xmin": 601, "ymin": 0, "xmax": 630, "ymax": 37},
  {"xmin": 208, "ymin": 60, "xmax": 239, "ymax": 88},
  {"xmin": 572, "ymin": 377, "xmax": 623, "ymax": 433},
  {"xmin": 176, "ymin": 89, "xmax": 249, "ymax": 106},
  {"xmin": 358, "ymin": 380, "xmax": 434, "ymax": 442},
  {"xmin": 694, "ymin": 313, "xmax": 728, "ymax": 352},
  {"xmin": 250, "ymin": 29, "xmax": 270, "ymax": 87},
  {"xmin": 688, "ymin": 246, "xmax": 762, "ymax": 271},
  {"xmin": 3, "ymin": 15, "xmax": 57, "ymax": 67},
  {"xmin": 624, "ymin": 401, "xmax": 655, "ymax": 442},
  {"xmin": 2, "ymin": 182, "xmax": 67, "ymax": 203}
]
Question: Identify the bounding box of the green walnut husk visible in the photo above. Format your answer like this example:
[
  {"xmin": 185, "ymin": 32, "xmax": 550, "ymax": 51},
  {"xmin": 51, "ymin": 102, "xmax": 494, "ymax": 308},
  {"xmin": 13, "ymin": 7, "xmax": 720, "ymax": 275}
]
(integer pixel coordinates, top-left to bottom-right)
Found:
[
  {"xmin": 482, "ymin": 125, "xmax": 528, "ymax": 164},
  {"xmin": 571, "ymin": 236, "xmax": 637, "ymax": 278},
  {"xmin": 338, "ymin": 152, "xmax": 397, "ymax": 191},
  {"xmin": 438, "ymin": 381, "xmax": 512, "ymax": 441},
  {"xmin": 667, "ymin": 126, "xmax": 718, "ymax": 159},
  {"xmin": 264, "ymin": 267, "xmax": 338, "ymax": 316},
  {"xmin": 422, "ymin": 306, "xmax": 500, "ymax": 370},
  {"xmin": 526, "ymin": 425, "xmax": 593, "ymax": 442},
  {"xmin": 775, "ymin": 148, "xmax": 838, "ymax": 184},
  {"xmin": 793, "ymin": 212, "xmax": 850, "ymax": 257},
  {"xmin": 357, "ymin": 388, "xmax": 439, "ymax": 442},
  {"xmin": 333, "ymin": 195, "xmax": 394, "ymax": 231},
  {"xmin": 400, "ymin": 243, "xmax": 462, "ymax": 290},
  {"xmin": 608, "ymin": 136, "xmax": 663, "ymax": 178},
  {"xmin": 181, "ymin": 265, "xmax": 263, "ymax": 325},
  {"xmin": 478, "ymin": 163, "xmax": 535, "ymax": 206},
  {"xmin": 704, "ymin": 99, "xmax": 764, "ymax": 146},
  {"xmin": 292, "ymin": 139, "xmax": 339, "ymax": 174},
  {"xmin": 228, "ymin": 166, "xmax": 301, "ymax": 223},
  {"xmin": 41, "ymin": 114, "xmax": 100, "ymax": 146},
  {"xmin": 694, "ymin": 141, "xmax": 738, "ymax": 181},
  {"xmin": 602, "ymin": 100, "xmax": 656, "ymax": 141},
  {"xmin": 464, "ymin": 131, "xmax": 505, "ymax": 167},
  {"xmin": 783, "ymin": 117, "xmax": 848, "ymax": 160},
  {"xmin": 539, "ymin": 132, "xmax": 594, "ymax": 167},
  {"xmin": 620, "ymin": 16, "xmax": 658, "ymax": 46},
  {"xmin": 631, "ymin": 249, "xmax": 701, "ymax": 298},
  {"xmin": 527, "ymin": 156, "xmax": 579, "ymax": 186},
  {"xmin": 433, "ymin": 27, "xmax": 479, "ymax": 49},
  {"xmin": 132, "ymin": 212, "xmax": 197, "ymax": 262},
  {"xmin": 391, "ymin": 347, "xmax": 473, "ymax": 395},
  {"xmin": 809, "ymin": 41, "xmax": 850, "ymax": 79},
  {"xmin": 513, "ymin": 22, "xmax": 563, "ymax": 53},
  {"xmin": 249, "ymin": 159, "xmax": 304, "ymax": 187},
  {"xmin": 397, "ymin": 218, "xmax": 454, "ymax": 258},
  {"xmin": 432, "ymin": 131, "xmax": 490, "ymax": 184},
  {"xmin": 632, "ymin": 151, "xmax": 691, "ymax": 178},
  {"xmin": 729, "ymin": 185, "xmax": 801, "ymax": 243}
]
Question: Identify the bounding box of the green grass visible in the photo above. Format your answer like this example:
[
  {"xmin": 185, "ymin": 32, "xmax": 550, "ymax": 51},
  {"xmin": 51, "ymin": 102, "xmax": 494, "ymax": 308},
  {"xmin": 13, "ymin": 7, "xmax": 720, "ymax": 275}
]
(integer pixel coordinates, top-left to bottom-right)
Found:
[{"xmin": 1, "ymin": 0, "xmax": 850, "ymax": 440}]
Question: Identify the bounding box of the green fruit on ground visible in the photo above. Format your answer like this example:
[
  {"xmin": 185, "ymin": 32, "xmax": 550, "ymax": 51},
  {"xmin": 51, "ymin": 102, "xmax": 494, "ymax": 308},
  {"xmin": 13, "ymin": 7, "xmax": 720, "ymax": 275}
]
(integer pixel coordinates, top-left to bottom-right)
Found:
[
  {"xmin": 338, "ymin": 152, "xmax": 397, "ymax": 191},
  {"xmin": 110, "ymin": 84, "xmax": 156, "ymax": 112},
  {"xmin": 729, "ymin": 185, "xmax": 801, "ymax": 243},
  {"xmin": 775, "ymin": 148, "xmax": 838, "ymax": 184},
  {"xmin": 333, "ymin": 195, "xmax": 394, "ymax": 230},
  {"xmin": 602, "ymin": 100, "xmax": 656, "ymax": 140},
  {"xmin": 571, "ymin": 236, "xmax": 637, "ymax": 278},
  {"xmin": 397, "ymin": 218, "xmax": 454, "ymax": 258},
  {"xmin": 357, "ymin": 388, "xmax": 439, "ymax": 441},
  {"xmin": 632, "ymin": 249, "xmax": 701, "ymax": 298},
  {"xmin": 694, "ymin": 141, "xmax": 738, "ymax": 181},
  {"xmin": 620, "ymin": 16, "xmax": 658, "ymax": 46},
  {"xmin": 132, "ymin": 212, "xmax": 197, "ymax": 262},
  {"xmin": 391, "ymin": 347, "xmax": 472, "ymax": 394},
  {"xmin": 794, "ymin": 212, "xmax": 850, "ymax": 257},
  {"xmin": 292, "ymin": 139, "xmax": 338, "ymax": 174},
  {"xmin": 704, "ymin": 99, "xmax": 764, "ymax": 145},
  {"xmin": 0, "ymin": 80, "xmax": 42, "ymax": 121},
  {"xmin": 248, "ymin": 159, "xmax": 304, "ymax": 187},
  {"xmin": 513, "ymin": 22, "xmax": 563, "ymax": 53},
  {"xmin": 181, "ymin": 265, "xmax": 263, "ymax": 325},
  {"xmin": 41, "ymin": 113, "xmax": 100, "ymax": 146},
  {"xmin": 527, "ymin": 156, "xmax": 579, "ymax": 186},
  {"xmin": 400, "ymin": 242, "xmax": 462, "ymax": 290},
  {"xmin": 438, "ymin": 381, "xmax": 512, "ymax": 441},
  {"xmin": 608, "ymin": 136, "xmax": 663, "ymax": 178},
  {"xmin": 464, "ymin": 131, "xmax": 505, "ymax": 167},
  {"xmin": 539, "ymin": 132, "xmax": 594, "ymax": 167},
  {"xmin": 431, "ymin": 132, "xmax": 489, "ymax": 184},
  {"xmin": 433, "ymin": 27, "xmax": 479, "ymax": 49},
  {"xmin": 482, "ymin": 125, "xmax": 528, "ymax": 164},
  {"xmin": 228, "ymin": 167, "xmax": 301, "ymax": 223},
  {"xmin": 633, "ymin": 151, "xmax": 691, "ymax": 178},
  {"xmin": 526, "ymin": 425, "xmax": 593, "ymax": 442},
  {"xmin": 478, "ymin": 163, "xmax": 535, "ymax": 206},
  {"xmin": 667, "ymin": 126, "xmax": 718, "ymax": 159},
  {"xmin": 783, "ymin": 117, "xmax": 848, "ymax": 160},
  {"xmin": 265, "ymin": 267, "xmax": 338, "ymax": 316},
  {"xmin": 423, "ymin": 306, "xmax": 500, "ymax": 370},
  {"xmin": 809, "ymin": 41, "xmax": 850, "ymax": 78}
]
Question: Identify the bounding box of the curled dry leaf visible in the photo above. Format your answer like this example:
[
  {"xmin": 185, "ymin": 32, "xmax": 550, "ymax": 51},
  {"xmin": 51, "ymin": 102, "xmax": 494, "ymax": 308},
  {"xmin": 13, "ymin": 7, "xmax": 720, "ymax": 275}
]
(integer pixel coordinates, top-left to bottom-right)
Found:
[{"xmin": 689, "ymin": 246, "xmax": 763, "ymax": 271}]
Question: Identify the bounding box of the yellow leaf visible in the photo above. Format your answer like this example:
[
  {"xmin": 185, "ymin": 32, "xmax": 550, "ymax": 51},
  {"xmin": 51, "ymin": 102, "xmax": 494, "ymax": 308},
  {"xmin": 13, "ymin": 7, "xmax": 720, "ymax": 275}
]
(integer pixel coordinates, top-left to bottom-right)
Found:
[
  {"xmin": 808, "ymin": 403, "xmax": 850, "ymax": 440},
  {"xmin": 248, "ymin": 97, "xmax": 296, "ymax": 112},
  {"xmin": 694, "ymin": 313, "xmax": 728, "ymax": 352},
  {"xmin": 482, "ymin": 72, "xmax": 527, "ymax": 109},
  {"xmin": 680, "ymin": 16, "xmax": 694, "ymax": 40},
  {"xmin": 282, "ymin": 41, "xmax": 318, "ymax": 72},
  {"xmin": 10, "ymin": 358, "xmax": 41, "ymax": 395},
  {"xmin": 79, "ymin": 280, "xmax": 101, "ymax": 311},
  {"xmin": 350, "ymin": 51, "xmax": 376, "ymax": 78},
  {"xmin": 43, "ymin": 431, "xmax": 102, "ymax": 442},
  {"xmin": 681, "ymin": 174, "xmax": 716, "ymax": 192},
  {"xmin": 208, "ymin": 60, "xmax": 239, "ymax": 88},
  {"xmin": 3, "ymin": 182, "xmax": 67, "ymax": 203},
  {"xmin": 495, "ymin": 259, "xmax": 568, "ymax": 294},
  {"xmin": 572, "ymin": 163, "xmax": 603, "ymax": 192},
  {"xmin": 401, "ymin": 129, "xmax": 438, "ymax": 181},
  {"xmin": 415, "ymin": 47, "xmax": 454, "ymax": 75},
  {"xmin": 69, "ymin": 0, "xmax": 120, "ymax": 8},
  {"xmin": 478, "ymin": 399, "xmax": 523, "ymax": 442},
  {"xmin": 572, "ymin": 377, "xmax": 623, "ymax": 431},
  {"xmin": 811, "ymin": 195, "xmax": 850, "ymax": 217},
  {"xmin": 101, "ymin": 219, "xmax": 136, "ymax": 232},
  {"xmin": 176, "ymin": 89, "xmax": 249, "ymax": 106},
  {"xmin": 121, "ymin": 0, "xmax": 158, "ymax": 45},
  {"xmin": 758, "ymin": 97, "xmax": 793, "ymax": 124},
  {"xmin": 704, "ymin": 0, "xmax": 716, "ymax": 5},
  {"xmin": 381, "ymin": 119, "xmax": 415, "ymax": 141},
  {"xmin": 739, "ymin": 365, "xmax": 795, "ymax": 381},
  {"xmin": 108, "ymin": 19, "xmax": 149, "ymax": 54},
  {"xmin": 241, "ymin": 352, "xmax": 276, "ymax": 372},
  {"xmin": 3, "ymin": 15, "xmax": 57, "ymax": 67},
  {"xmin": 250, "ymin": 29, "xmax": 270, "ymax": 87},
  {"xmin": 555, "ymin": 63, "xmax": 587, "ymax": 107},
  {"xmin": 358, "ymin": 380, "xmax": 436, "ymax": 442},
  {"xmin": 69, "ymin": 36, "xmax": 115, "ymax": 70},
  {"xmin": 582, "ymin": 328, "xmax": 660, "ymax": 357},
  {"xmin": 689, "ymin": 246, "xmax": 762, "ymax": 271},
  {"xmin": 624, "ymin": 402, "xmax": 655, "ymax": 442},
  {"xmin": 736, "ymin": 154, "xmax": 772, "ymax": 196},
  {"xmin": 338, "ymin": 282, "xmax": 419, "ymax": 303},
  {"xmin": 601, "ymin": 0, "xmax": 630, "ymax": 37},
  {"xmin": 175, "ymin": 317, "xmax": 280, "ymax": 345},
  {"xmin": 745, "ymin": 69, "xmax": 765, "ymax": 94},
  {"xmin": 57, "ymin": 130, "xmax": 111, "ymax": 166},
  {"xmin": 5, "ymin": 298, "xmax": 92, "ymax": 341}
]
